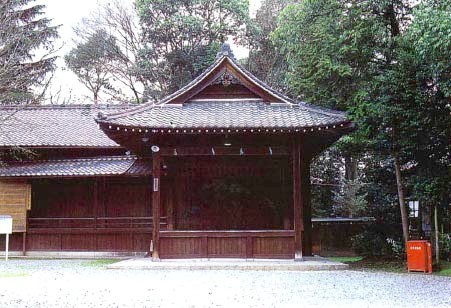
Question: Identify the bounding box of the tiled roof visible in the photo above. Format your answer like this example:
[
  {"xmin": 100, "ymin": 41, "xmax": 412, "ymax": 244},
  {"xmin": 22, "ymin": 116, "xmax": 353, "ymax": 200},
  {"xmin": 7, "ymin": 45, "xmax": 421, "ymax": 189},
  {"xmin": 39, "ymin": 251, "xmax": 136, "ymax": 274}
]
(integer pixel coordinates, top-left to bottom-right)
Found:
[
  {"xmin": 0, "ymin": 156, "xmax": 151, "ymax": 178},
  {"xmin": 0, "ymin": 105, "xmax": 130, "ymax": 147},
  {"xmin": 100, "ymin": 100, "xmax": 347, "ymax": 129},
  {"xmin": 97, "ymin": 54, "xmax": 350, "ymax": 130}
]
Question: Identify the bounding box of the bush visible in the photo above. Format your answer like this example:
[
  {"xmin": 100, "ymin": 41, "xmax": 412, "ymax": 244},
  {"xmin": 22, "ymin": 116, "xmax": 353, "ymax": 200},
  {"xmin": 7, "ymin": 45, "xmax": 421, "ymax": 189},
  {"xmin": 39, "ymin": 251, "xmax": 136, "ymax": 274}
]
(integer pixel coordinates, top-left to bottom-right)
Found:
[
  {"xmin": 439, "ymin": 233, "xmax": 451, "ymax": 261},
  {"xmin": 351, "ymin": 230, "xmax": 394, "ymax": 257},
  {"xmin": 351, "ymin": 228, "xmax": 405, "ymax": 258}
]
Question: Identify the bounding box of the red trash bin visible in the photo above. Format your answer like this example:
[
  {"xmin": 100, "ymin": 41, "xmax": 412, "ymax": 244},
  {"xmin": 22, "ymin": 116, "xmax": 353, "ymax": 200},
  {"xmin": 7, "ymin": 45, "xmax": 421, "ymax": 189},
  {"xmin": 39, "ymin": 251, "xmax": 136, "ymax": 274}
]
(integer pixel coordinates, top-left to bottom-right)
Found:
[{"xmin": 407, "ymin": 240, "xmax": 432, "ymax": 273}]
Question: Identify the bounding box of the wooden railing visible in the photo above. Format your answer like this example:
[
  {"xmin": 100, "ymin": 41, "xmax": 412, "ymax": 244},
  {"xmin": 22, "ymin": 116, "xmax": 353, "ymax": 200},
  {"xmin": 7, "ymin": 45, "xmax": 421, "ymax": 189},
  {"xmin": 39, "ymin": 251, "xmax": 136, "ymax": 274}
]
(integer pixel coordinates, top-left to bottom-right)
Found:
[{"xmin": 28, "ymin": 217, "xmax": 167, "ymax": 233}]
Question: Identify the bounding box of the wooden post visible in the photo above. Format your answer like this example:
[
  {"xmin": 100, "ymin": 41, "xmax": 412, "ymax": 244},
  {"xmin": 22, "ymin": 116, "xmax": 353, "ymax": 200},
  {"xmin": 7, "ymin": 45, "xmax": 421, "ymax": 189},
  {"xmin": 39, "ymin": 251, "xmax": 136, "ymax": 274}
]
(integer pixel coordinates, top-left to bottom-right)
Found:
[
  {"xmin": 292, "ymin": 136, "xmax": 303, "ymax": 261},
  {"xmin": 301, "ymin": 158, "xmax": 313, "ymax": 256},
  {"xmin": 152, "ymin": 149, "xmax": 161, "ymax": 261},
  {"xmin": 5, "ymin": 233, "xmax": 9, "ymax": 261},
  {"xmin": 22, "ymin": 232, "xmax": 26, "ymax": 256}
]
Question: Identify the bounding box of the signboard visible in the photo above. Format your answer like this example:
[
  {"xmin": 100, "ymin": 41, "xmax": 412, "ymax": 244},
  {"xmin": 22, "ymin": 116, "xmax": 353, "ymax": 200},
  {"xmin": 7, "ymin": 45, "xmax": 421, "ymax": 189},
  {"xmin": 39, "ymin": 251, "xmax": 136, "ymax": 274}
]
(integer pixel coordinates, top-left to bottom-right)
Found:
[
  {"xmin": 0, "ymin": 215, "xmax": 12, "ymax": 234},
  {"xmin": 0, "ymin": 215, "xmax": 12, "ymax": 261},
  {"xmin": 0, "ymin": 181, "xmax": 31, "ymax": 232}
]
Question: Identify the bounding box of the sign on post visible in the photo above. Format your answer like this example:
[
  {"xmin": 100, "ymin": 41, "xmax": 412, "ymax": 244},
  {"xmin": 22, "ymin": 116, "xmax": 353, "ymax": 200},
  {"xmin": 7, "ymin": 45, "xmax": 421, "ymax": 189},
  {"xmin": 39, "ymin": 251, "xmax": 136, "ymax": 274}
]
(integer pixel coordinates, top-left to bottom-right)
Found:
[{"xmin": 0, "ymin": 215, "xmax": 13, "ymax": 261}]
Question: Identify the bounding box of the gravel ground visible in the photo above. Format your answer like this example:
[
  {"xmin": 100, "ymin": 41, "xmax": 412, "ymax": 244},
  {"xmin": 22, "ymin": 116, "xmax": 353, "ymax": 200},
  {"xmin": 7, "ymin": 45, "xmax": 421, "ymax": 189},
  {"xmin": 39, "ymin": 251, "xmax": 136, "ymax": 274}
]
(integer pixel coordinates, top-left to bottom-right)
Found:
[{"xmin": 0, "ymin": 259, "xmax": 450, "ymax": 308}]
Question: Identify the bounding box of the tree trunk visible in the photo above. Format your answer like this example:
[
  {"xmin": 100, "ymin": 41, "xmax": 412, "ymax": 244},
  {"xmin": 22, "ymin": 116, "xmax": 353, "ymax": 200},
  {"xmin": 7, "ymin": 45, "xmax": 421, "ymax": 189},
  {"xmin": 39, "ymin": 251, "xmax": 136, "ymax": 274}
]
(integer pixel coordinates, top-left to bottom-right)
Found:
[
  {"xmin": 93, "ymin": 92, "xmax": 98, "ymax": 105},
  {"xmin": 393, "ymin": 153, "xmax": 409, "ymax": 245},
  {"xmin": 132, "ymin": 87, "xmax": 140, "ymax": 104},
  {"xmin": 344, "ymin": 155, "xmax": 356, "ymax": 181},
  {"xmin": 435, "ymin": 205, "xmax": 440, "ymax": 266}
]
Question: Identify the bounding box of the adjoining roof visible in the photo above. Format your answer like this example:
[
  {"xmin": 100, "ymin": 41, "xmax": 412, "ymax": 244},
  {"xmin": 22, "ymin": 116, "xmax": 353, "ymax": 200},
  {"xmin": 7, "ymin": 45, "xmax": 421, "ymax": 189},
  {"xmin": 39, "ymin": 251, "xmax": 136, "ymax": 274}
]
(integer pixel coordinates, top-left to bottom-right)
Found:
[
  {"xmin": 0, "ymin": 156, "xmax": 151, "ymax": 178},
  {"xmin": 97, "ymin": 47, "xmax": 350, "ymax": 132},
  {"xmin": 0, "ymin": 105, "xmax": 130, "ymax": 148}
]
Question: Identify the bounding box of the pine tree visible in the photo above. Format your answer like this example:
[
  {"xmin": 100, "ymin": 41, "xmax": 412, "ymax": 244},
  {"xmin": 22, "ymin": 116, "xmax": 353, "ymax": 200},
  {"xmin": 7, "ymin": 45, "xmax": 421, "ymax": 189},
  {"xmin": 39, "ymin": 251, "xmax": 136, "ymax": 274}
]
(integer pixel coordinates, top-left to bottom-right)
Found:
[{"xmin": 0, "ymin": 0, "xmax": 59, "ymax": 104}]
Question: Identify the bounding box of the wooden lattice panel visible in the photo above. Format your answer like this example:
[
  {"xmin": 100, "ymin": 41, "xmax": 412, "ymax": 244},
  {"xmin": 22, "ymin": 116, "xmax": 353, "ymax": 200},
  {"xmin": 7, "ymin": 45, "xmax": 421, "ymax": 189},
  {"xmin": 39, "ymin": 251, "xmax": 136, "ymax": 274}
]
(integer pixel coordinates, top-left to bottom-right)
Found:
[{"xmin": 0, "ymin": 181, "xmax": 31, "ymax": 232}]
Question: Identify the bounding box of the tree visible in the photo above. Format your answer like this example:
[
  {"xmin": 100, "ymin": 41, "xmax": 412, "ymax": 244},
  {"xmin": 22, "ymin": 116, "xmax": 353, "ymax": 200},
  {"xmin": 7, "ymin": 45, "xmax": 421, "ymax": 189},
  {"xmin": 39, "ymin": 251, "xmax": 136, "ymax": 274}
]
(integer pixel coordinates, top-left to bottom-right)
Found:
[
  {"xmin": 333, "ymin": 179, "xmax": 368, "ymax": 218},
  {"xmin": 135, "ymin": 0, "xmax": 253, "ymax": 101},
  {"xmin": 246, "ymin": 0, "xmax": 294, "ymax": 93},
  {"xmin": 65, "ymin": 30, "xmax": 121, "ymax": 104},
  {"xmin": 273, "ymin": 0, "xmax": 418, "ymax": 245},
  {"xmin": 72, "ymin": 0, "xmax": 143, "ymax": 103},
  {"xmin": 0, "ymin": 0, "xmax": 59, "ymax": 104}
]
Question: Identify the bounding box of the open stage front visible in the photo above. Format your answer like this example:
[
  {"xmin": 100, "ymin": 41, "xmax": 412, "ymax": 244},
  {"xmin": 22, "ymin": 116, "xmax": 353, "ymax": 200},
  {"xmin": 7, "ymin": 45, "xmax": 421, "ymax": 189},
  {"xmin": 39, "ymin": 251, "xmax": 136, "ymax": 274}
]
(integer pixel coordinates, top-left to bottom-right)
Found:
[{"xmin": 158, "ymin": 156, "xmax": 295, "ymax": 259}]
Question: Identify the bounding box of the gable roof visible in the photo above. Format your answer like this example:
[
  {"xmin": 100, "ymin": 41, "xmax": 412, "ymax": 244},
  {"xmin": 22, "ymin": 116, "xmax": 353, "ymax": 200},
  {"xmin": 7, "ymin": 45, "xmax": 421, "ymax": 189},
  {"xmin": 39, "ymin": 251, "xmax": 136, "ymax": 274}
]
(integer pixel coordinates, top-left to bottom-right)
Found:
[
  {"xmin": 97, "ymin": 50, "xmax": 351, "ymax": 132},
  {"xmin": 99, "ymin": 100, "xmax": 347, "ymax": 130},
  {"xmin": 0, "ymin": 105, "xmax": 130, "ymax": 148}
]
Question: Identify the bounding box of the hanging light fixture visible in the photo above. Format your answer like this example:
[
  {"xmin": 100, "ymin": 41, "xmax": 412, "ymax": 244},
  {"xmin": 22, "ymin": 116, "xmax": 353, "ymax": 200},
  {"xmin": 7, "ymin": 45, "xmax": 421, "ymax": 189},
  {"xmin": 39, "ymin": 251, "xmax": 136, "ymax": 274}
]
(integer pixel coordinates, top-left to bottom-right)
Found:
[{"xmin": 223, "ymin": 134, "xmax": 232, "ymax": 146}]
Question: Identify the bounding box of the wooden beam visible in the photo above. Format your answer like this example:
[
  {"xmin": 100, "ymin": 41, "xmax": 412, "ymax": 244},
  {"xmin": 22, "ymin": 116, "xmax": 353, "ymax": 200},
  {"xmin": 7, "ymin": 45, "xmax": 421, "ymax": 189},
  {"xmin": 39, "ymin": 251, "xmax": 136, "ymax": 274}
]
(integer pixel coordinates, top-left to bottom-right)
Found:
[
  {"xmin": 151, "ymin": 150, "xmax": 161, "ymax": 261},
  {"xmin": 160, "ymin": 146, "xmax": 289, "ymax": 157},
  {"xmin": 292, "ymin": 136, "xmax": 303, "ymax": 261}
]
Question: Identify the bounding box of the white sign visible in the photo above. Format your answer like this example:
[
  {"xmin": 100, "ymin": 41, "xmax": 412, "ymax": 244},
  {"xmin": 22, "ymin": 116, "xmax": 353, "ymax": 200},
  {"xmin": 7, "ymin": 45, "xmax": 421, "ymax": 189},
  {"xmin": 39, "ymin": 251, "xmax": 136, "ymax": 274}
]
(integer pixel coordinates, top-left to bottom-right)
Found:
[
  {"xmin": 0, "ymin": 215, "xmax": 12, "ymax": 234},
  {"xmin": 0, "ymin": 215, "xmax": 12, "ymax": 261}
]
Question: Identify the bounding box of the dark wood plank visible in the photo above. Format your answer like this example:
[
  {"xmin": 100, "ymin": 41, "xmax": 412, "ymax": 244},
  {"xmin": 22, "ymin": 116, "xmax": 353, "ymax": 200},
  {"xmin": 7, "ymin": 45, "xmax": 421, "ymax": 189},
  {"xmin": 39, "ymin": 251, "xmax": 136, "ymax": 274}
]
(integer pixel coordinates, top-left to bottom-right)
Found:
[
  {"xmin": 252, "ymin": 237, "xmax": 294, "ymax": 259},
  {"xmin": 160, "ymin": 230, "xmax": 295, "ymax": 237},
  {"xmin": 159, "ymin": 237, "xmax": 202, "ymax": 259}
]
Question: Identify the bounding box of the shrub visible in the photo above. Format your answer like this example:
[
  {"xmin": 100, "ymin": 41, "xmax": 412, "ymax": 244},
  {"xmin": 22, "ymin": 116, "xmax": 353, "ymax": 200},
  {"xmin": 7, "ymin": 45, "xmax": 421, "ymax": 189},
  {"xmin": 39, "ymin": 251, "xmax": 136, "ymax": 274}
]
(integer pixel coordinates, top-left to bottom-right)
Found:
[
  {"xmin": 439, "ymin": 233, "xmax": 451, "ymax": 261},
  {"xmin": 351, "ymin": 230, "xmax": 394, "ymax": 257}
]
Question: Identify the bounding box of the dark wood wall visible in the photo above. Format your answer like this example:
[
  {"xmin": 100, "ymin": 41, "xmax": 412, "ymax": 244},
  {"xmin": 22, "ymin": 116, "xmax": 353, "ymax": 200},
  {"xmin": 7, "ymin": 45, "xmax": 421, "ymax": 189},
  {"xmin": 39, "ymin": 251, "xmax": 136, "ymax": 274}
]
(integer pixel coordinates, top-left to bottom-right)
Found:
[
  {"xmin": 2, "ymin": 157, "xmax": 314, "ymax": 257},
  {"xmin": 3, "ymin": 177, "xmax": 154, "ymax": 252}
]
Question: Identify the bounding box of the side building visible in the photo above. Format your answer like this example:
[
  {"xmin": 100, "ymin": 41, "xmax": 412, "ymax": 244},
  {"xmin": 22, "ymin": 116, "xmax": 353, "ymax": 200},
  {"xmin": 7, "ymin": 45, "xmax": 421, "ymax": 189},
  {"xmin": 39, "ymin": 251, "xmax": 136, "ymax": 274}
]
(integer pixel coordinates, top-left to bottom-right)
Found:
[{"xmin": 0, "ymin": 105, "xmax": 152, "ymax": 256}]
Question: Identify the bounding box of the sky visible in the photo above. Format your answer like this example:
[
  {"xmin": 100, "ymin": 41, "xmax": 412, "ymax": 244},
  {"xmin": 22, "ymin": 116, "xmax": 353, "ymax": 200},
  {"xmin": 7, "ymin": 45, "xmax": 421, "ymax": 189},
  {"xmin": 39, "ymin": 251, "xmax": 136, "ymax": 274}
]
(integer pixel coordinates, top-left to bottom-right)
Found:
[{"xmin": 36, "ymin": 0, "xmax": 263, "ymax": 104}]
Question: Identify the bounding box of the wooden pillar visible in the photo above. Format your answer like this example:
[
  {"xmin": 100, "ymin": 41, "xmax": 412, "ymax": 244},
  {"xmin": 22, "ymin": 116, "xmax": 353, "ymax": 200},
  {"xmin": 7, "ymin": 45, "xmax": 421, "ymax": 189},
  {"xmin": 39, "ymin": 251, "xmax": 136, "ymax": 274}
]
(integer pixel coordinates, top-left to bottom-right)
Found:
[
  {"xmin": 302, "ymin": 158, "xmax": 313, "ymax": 256},
  {"xmin": 292, "ymin": 136, "xmax": 303, "ymax": 261},
  {"xmin": 151, "ymin": 149, "xmax": 161, "ymax": 260},
  {"xmin": 166, "ymin": 178, "xmax": 175, "ymax": 230}
]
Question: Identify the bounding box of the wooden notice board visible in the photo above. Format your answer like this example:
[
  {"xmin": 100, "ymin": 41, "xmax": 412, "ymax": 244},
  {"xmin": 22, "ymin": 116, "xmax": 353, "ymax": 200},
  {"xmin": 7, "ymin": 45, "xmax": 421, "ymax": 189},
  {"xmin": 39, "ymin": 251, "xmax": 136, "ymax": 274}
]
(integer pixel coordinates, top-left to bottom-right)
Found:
[{"xmin": 0, "ymin": 181, "xmax": 31, "ymax": 232}]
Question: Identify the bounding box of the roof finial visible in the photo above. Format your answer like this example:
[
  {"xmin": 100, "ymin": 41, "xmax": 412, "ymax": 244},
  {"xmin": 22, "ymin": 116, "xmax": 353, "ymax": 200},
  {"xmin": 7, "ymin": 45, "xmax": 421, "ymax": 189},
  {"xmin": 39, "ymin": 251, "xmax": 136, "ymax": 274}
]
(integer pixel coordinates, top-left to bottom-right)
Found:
[{"xmin": 216, "ymin": 42, "xmax": 236, "ymax": 60}]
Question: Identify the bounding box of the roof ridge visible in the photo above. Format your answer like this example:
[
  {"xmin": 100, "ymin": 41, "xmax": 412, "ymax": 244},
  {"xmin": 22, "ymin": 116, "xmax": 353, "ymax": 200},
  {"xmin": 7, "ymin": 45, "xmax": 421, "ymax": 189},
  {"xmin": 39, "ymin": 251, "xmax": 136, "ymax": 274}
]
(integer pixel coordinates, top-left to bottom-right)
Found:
[{"xmin": 0, "ymin": 104, "xmax": 132, "ymax": 111}]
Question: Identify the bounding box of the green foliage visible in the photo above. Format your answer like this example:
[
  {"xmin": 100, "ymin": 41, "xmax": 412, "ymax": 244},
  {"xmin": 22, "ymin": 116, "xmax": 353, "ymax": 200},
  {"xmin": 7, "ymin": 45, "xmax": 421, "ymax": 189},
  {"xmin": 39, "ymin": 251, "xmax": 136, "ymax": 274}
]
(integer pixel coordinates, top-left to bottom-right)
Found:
[
  {"xmin": 135, "ymin": 0, "xmax": 253, "ymax": 101},
  {"xmin": 351, "ymin": 229, "xmax": 403, "ymax": 257},
  {"xmin": 272, "ymin": 0, "xmax": 376, "ymax": 110},
  {"xmin": 0, "ymin": 0, "xmax": 59, "ymax": 104},
  {"xmin": 439, "ymin": 233, "xmax": 451, "ymax": 261},
  {"xmin": 81, "ymin": 259, "xmax": 118, "ymax": 267},
  {"xmin": 246, "ymin": 0, "xmax": 294, "ymax": 93},
  {"xmin": 273, "ymin": 0, "xmax": 450, "ymax": 237},
  {"xmin": 329, "ymin": 256, "xmax": 363, "ymax": 263},
  {"xmin": 333, "ymin": 179, "xmax": 368, "ymax": 217},
  {"xmin": 65, "ymin": 30, "xmax": 121, "ymax": 103},
  {"xmin": 310, "ymin": 148, "xmax": 341, "ymax": 217}
]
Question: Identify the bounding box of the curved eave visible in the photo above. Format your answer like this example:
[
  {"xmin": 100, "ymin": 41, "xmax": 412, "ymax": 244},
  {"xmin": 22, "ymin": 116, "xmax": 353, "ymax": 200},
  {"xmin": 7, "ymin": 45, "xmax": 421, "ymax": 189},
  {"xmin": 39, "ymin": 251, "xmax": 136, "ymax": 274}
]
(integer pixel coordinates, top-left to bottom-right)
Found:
[{"xmin": 97, "ymin": 119, "xmax": 354, "ymax": 136}]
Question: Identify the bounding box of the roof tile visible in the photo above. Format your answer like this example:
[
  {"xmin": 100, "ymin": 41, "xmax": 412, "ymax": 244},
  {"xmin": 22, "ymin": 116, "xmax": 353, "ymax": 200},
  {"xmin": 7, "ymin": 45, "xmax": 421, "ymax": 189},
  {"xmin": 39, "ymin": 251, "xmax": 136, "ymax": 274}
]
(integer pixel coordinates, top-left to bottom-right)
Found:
[
  {"xmin": 0, "ymin": 156, "xmax": 151, "ymax": 178},
  {"xmin": 0, "ymin": 105, "xmax": 129, "ymax": 147}
]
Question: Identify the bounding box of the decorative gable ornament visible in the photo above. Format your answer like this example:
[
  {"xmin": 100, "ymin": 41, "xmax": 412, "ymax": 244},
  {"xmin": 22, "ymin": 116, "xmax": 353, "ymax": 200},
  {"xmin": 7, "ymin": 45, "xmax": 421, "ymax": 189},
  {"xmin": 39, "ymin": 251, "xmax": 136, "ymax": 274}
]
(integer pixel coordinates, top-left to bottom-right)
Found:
[{"xmin": 214, "ymin": 71, "xmax": 240, "ymax": 87}]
